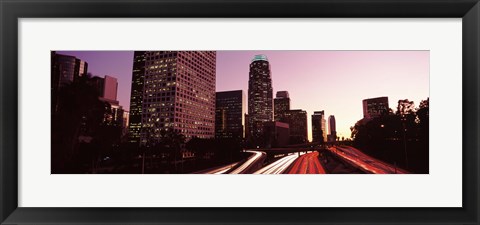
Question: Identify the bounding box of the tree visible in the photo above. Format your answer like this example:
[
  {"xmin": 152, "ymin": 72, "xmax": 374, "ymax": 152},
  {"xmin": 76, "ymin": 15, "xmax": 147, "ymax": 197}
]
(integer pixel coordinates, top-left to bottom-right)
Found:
[
  {"xmin": 419, "ymin": 98, "xmax": 429, "ymax": 110},
  {"xmin": 416, "ymin": 98, "xmax": 429, "ymax": 138},
  {"xmin": 158, "ymin": 129, "xmax": 185, "ymax": 172},
  {"xmin": 350, "ymin": 98, "xmax": 430, "ymax": 173},
  {"xmin": 396, "ymin": 99, "xmax": 415, "ymax": 116}
]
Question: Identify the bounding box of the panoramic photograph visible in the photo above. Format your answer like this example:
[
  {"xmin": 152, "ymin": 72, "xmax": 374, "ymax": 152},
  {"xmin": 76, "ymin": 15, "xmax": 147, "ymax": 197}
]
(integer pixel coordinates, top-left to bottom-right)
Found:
[{"xmin": 51, "ymin": 50, "xmax": 429, "ymax": 174}]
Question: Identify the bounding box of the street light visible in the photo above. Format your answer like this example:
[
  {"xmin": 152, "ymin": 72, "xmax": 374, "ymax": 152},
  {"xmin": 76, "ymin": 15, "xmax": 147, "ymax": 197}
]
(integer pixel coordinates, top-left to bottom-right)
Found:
[{"xmin": 401, "ymin": 115, "xmax": 409, "ymax": 169}]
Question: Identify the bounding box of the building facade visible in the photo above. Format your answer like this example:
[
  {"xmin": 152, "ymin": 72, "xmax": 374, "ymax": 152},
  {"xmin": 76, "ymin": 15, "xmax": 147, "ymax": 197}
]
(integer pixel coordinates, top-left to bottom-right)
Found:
[
  {"xmin": 363, "ymin": 96, "xmax": 389, "ymax": 119},
  {"xmin": 103, "ymin": 75, "xmax": 118, "ymax": 101},
  {"xmin": 263, "ymin": 121, "xmax": 289, "ymax": 148},
  {"xmin": 89, "ymin": 76, "xmax": 105, "ymax": 97},
  {"xmin": 122, "ymin": 111, "xmax": 130, "ymax": 137},
  {"xmin": 244, "ymin": 113, "xmax": 250, "ymax": 139},
  {"xmin": 89, "ymin": 75, "xmax": 124, "ymax": 128},
  {"xmin": 51, "ymin": 52, "xmax": 89, "ymax": 88},
  {"xmin": 139, "ymin": 51, "xmax": 216, "ymax": 146},
  {"xmin": 312, "ymin": 110, "xmax": 327, "ymax": 143},
  {"xmin": 215, "ymin": 90, "xmax": 245, "ymax": 139},
  {"xmin": 274, "ymin": 91, "xmax": 290, "ymax": 122},
  {"xmin": 283, "ymin": 109, "xmax": 308, "ymax": 144},
  {"xmin": 91, "ymin": 75, "xmax": 119, "ymax": 103},
  {"xmin": 247, "ymin": 54, "xmax": 273, "ymax": 140},
  {"xmin": 328, "ymin": 115, "xmax": 337, "ymax": 142},
  {"xmin": 128, "ymin": 51, "xmax": 147, "ymax": 144},
  {"xmin": 51, "ymin": 52, "xmax": 88, "ymax": 113}
]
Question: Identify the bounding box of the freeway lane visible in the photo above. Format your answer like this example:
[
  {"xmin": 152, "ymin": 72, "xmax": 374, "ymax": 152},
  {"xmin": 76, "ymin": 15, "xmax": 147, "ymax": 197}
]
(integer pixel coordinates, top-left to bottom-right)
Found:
[
  {"xmin": 287, "ymin": 152, "xmax": 326, "ymax": 174},
  {"xmin": 253, "ymin": 153, "xmax": 299, "ymax": 174},
  {"xmin": 328, "ymin": 146, "xmax": 408, "ymax": 174},
  {"xmin": 229, "ymin": 150, "xmax": 266, "ymax": 174},
  {"xmin": 202, "ymin": 162, "xmax": 239, "ymax": 174}
]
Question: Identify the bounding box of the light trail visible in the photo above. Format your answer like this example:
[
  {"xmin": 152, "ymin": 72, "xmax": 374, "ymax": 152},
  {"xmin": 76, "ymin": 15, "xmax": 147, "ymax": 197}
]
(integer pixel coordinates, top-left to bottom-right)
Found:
[
  {"xmin": 229, "ymin": 150, "xmax": 265, "ymax": 174},
  {"xmin": 309, "ymin": 152, "xmax": 326, "ymax": 174},
  {"xmin": 203, "ymin": 162, "xmax": 238, "ymax": 174},
  {"xmin": 253, "ymin": 154, "xmax": 299, "ymax": 174},
  {"xmin": 287, "ymin": 152, "xmax": 326, "ymax": 174},
  {"xmin": 328, "ymin": 146, "xmax": 408, "ymax": 174}
]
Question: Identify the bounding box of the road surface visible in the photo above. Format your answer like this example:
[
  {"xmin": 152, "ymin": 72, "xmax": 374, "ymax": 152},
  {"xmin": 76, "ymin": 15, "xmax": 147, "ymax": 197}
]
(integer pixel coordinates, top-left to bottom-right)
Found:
[
  {"xmin": 286, "ymin": 151, "xmax": 326, "ymax": 174},
  {"xmin": 253, "ymin": 153, "xmax": 299, "ymax": 174},
  {"xmin": 229, "ymin": 150, "xmax": 266, "ymax": 174},
  {"xmin": 328, "ymin": 146, "xmax": 408, "ymax": 174},
  {"xmin": 202, "ymin": 162, "xmax": 239, "ymax": 174}
]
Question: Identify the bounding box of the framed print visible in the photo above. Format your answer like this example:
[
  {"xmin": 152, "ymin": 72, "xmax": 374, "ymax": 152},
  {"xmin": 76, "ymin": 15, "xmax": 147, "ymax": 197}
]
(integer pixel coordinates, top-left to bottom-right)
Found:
[{"xmin": 1, "ymin": 0, "xmax": 479, "ymax": 224}]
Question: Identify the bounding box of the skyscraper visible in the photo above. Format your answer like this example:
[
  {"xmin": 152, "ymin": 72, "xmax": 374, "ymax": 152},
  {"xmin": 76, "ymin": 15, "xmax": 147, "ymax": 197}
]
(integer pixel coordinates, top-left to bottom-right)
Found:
[
  {"xmin": 89, "ymin": 76, "xmax": 105, "ymax": 97},
  {"xmin": 128, "ymin": 51, "xmax": 146, "ymax": 144},
  {"xmin": 328, "ymin": 115, "xmax": 337, "ymax": 142},
  {"xmin": 263, "ymin": 121, "xmax": 290, "ymax": 148},
  {"xmin": 248, "ymin": 54, "xmax": 273, "ymax": 139},
  {"xmin": 283, "ymin": 109, "xmax": 308, "ymax": 144},
  {"xmin": 363, "ymin": 96, "xmax": 389, "ymax": 119},
  {"xmin": 244, "ymin": 113, "xmax": 250, "ymax": 139},
  {"xmin": 89, "ymin": 75, "xmax": 119, "ymax": 103},
  {"xmin": 274, "ymin": 91, "xmax": 290, "ymax": 122},
  {"xmin": 103, "ymin": 75, "xmax": 123, "ymax": 128},
  {"xmin": 51, "ymin": 52, "xmax": 88, "ymax": 113},
  {"xmin": 215, "ymin": 90, "xmax": 245, "ymax": 139},
  {"xmin": 312, "ymin": 110, "xmax": 327, "ymax": 143},
  {"xmin": 51, "ymin": 52, "xmax": 89, "ymax": 88},
  {"xmin": 88, "ymin": 75, "xmax": 123, "ymax": 128},
  {"xmin": 122, "ymin": 111, "xmax": 130, "ymax": 137},
  {"xmin": 103, "ymin": 75, "xmax": 118, "ymax": 102},
  {"xmin": 139, "ymin": 51, "xmax": 216, "ymax": 146}
]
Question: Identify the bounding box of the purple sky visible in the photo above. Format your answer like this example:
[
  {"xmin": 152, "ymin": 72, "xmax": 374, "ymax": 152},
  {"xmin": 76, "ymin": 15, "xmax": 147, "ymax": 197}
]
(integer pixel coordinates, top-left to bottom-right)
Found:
[
  {"xmin": 57, "ymin": 51, "xmax": 429, "ymax": 141},
  {"xmin": 58, "ymin": 50, "xmax": 134, "ymax": 111}
]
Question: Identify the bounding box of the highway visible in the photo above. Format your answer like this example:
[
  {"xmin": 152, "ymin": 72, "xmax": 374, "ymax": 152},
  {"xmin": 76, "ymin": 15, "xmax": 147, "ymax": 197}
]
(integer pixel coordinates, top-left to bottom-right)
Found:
[
  {"xmin": 286, "ymin": 151, "xmax": 326, "ymax": 174},
  {"xmin": 229, "ymin": 150, "xmax": 266, "ymax": 174},
  {"xmin": 253, "ymin": 153, "xmax": 299, "ymax": 174},
  {"xmin": 203, "ymin": 162, "xmax": 239, "ymax": 174},
  {"xmin": 328, "ymin": 146, "xmax": 408, "ymax": 174}
]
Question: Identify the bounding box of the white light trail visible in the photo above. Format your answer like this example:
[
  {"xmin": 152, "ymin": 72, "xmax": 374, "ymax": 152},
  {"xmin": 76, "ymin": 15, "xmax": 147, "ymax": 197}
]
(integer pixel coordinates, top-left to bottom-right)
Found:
[
  {"xmin": 229, "ymin": 150, "xmax": 265, "ymax": 174},
  {"xmin": 203, "ymin": 162, "xmax": 238, "ymax": 174},
  {"xmin": 253, "ymin": 154, "xmax": 299, "ymax": 174}
]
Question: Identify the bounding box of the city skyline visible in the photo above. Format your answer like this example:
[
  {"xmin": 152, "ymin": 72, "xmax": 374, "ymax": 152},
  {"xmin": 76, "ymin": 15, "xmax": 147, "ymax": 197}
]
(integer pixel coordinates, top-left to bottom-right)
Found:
[{"xmin": 56, "ymin": 50, "xmax": 429, "ymax": 141}]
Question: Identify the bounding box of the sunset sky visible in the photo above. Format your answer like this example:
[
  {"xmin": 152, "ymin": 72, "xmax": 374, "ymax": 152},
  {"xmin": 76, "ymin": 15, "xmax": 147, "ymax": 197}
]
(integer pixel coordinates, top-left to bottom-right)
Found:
[{"xmin": 57, "ymin": 51, "xmax": 429, "ymax": 141}]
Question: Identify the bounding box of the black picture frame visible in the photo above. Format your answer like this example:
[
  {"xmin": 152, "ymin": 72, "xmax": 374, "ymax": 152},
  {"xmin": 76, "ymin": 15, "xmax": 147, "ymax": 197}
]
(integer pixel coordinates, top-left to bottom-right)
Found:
[{"xmin": 1, "ymin": 0, "xmax": 479, "ymax": 224}]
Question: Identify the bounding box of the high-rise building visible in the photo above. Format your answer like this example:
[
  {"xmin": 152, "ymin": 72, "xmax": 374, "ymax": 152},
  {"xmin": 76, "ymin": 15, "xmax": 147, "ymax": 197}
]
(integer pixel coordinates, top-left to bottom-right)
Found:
[
  {"xmin": 105, "ymin": 104, "xmax": 124, "ymax": 127},
  {"xmin": 103, "ymin": 75, "xmax": 118, "ymax": 101},
  {"xmin": 51, "ymin": 52, "xmax": 88, "ymax": 113},
  {"xmin": 274, "ymin": 91, "xmax": 290, "ymax": 122},
  {"xmin": 215, "ymin": 90, "xmax": 245, "ymax": 139},
  {"xmin": 88, "ymin": 75, "xmax": 123, "ymax": 128},
  {"xmin": 244, "ymin": 113, "xmax": 250, "ymax": 139},
  {"xmin": 276, "ymin": 91, "xmax": 289, "ymax": 99},
  {"xmin": 102, "ymin": 80, "xmax": 123, "ymax": 127},
  {"xmin": 263, "ymin": 121, "xmax": 290, "ymax": 148},
  {"xmin": 139, "ymin": 51, "xmax": 216, "ymax": 146},
  {"xmin": 363, "ymin": 96, "xmax": 389, "ymax": 119},
  {"xmin": 328, "ymin": 115, "xmax": 337, "ymax": 142},
  {"xmin": 51, "ymin": 52, "xmax": 89, "ymax": 88},
  {"xmin": 128, "ymin": 51, "xmax": 147, "ymax": 144},
  {"xmin": 312, "ymin": 110, "xmax": 327, "ymax": 143},
  {"xmin": 248, "ymin": 54, "xmax": 273, "ymax": 139},
  {"xmin": 89, "ymin": 76, "xmax": 105, "ymax": 97},
  {"xmin": 122, "ymin": 111, "xmax": 130, "ymax": 137},
  {"xmin": 91, "ymin": 75, "xmax": 119, "ymax": 104},
  {"xmin": 283, "ymin": 109, "xmax": 308, "ymax": 144}
]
